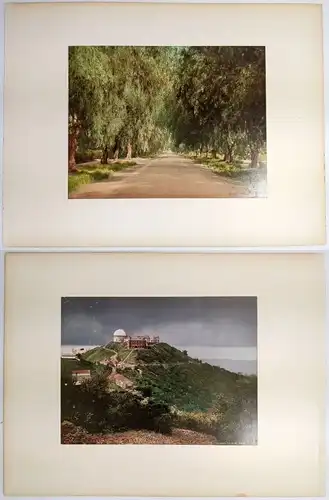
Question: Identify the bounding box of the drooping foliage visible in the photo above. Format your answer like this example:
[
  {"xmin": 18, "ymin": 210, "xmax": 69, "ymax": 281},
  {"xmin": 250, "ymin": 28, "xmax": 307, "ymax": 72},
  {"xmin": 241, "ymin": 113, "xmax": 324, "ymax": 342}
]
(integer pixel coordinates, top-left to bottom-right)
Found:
[
  {"xmin": 68, "ymin": 45, "xmax": 266, "ymax": 170},
  {"xmin": 173, "ymin": 46, "xmax": 266, "ymax": 165}
]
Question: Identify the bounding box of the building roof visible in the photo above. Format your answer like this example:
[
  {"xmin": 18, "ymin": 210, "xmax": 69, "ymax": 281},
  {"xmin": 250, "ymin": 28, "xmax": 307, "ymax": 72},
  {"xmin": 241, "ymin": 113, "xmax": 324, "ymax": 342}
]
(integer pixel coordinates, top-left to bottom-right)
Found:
[
  {"xmin": 109, "ymin": 373, "xmax": 133, "ymax": 385},
  {"xmin": 113, "ymin": 329, "xmax": 127, "ymax": 337},
  {"xmin": 72, "ymin": 370, "xmax": 91, "ymax": 375}
]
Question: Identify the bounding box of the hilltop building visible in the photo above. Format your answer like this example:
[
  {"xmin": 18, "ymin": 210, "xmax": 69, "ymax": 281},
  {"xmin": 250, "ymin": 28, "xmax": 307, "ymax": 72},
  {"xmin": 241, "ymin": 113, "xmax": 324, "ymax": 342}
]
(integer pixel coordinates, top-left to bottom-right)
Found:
[
  {"xmin": 112, "ymin": 329, "xmax": 160, "ymax": 349},
  {"xmin": 113, "ymin": 329, "xmax": 127, "ymax": 343},
  {"xmin": 71, "ymin": 369, "xmax": 91, "ymax": 385}
]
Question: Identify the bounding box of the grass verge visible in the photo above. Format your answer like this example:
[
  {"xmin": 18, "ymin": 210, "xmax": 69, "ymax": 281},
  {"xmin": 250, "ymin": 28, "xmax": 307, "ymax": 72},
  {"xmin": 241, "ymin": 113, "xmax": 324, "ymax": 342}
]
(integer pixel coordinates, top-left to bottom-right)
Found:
[
  {"xmin": 189, "ymin": 155, "xmax": 243, "ymax": 178},
  {"xmin": 68, "ymin": 161, "xmax": 137, "ymax": 194}
]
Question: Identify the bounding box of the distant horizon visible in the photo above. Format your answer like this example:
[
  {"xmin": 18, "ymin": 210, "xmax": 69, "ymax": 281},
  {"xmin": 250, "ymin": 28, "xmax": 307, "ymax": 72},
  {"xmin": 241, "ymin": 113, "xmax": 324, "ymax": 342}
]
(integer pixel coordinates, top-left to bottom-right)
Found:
[
  {"xmin": 61, "ymin": 342, "xmax": 257, "ymax": 375},
  {"xmin": 61, "ymin": 339, "xmax": 258, "ymax": 375}
]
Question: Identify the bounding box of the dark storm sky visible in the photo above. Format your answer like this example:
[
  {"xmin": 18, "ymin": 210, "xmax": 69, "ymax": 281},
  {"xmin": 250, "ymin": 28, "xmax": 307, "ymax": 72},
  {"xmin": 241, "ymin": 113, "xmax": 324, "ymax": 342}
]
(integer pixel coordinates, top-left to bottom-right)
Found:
[{"xmin": 61, "ymin": 297, "xmax": 257, "ymax": 348}]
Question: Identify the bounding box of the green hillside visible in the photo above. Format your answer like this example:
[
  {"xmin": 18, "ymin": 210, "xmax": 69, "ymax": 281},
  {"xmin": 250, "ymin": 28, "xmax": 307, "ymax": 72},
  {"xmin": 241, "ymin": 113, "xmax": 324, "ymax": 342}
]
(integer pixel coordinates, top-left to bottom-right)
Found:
[
  {"xmin": 82, "ymin": 342, "xmax": 137, "ymax": 363},
  {"xmin": 124, "ymin": 343, "xmax": 255, "ymax": 412},
  {"xmin": 61, "ymin": 341, "xmax": 257, "ymax": 444},
  {"xmin": 136, "ymin": 343, "xmax": 192, "ymax": 364},
  {"xmin": 73, "ymin": 342, "xmax": 256, "ymax": 413},
  {"xmin": 82, "ymin": 346, "xmax": 117, "ymax": 363},
  {"xmin": 61, "ymin": 357, "xmax": 94, "ymax": 378}
]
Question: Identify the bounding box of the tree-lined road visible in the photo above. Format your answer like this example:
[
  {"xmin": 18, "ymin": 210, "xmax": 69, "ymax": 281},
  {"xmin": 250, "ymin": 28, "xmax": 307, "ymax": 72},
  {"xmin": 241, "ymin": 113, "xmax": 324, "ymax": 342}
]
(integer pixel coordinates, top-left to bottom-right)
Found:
[
  {"xmin": 70, "ymin": 153, "xmax": 262, "ymax": 199},
  {"xmin": 69, "ymin": 47, "xmax": 266, "ymax": 197}
]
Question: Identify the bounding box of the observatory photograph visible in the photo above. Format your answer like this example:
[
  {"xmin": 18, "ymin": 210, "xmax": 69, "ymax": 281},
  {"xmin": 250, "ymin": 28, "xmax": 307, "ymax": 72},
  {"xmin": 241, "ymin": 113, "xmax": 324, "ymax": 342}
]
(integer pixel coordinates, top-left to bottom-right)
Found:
[{"xmin": 61, "ymin": 296, "xmax": 257, "ymax": 445}]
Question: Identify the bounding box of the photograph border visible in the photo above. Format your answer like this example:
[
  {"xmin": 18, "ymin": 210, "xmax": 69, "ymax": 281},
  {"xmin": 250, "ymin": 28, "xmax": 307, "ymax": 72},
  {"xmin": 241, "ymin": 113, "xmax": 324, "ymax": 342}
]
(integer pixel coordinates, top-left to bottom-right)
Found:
[
  {"xmin": 61, "ymin": 294, "xmax": 259, "ymax": 446},
  {"xmin": 67, "ymin": 44, "xmax": 267, "ymax": 200},
  {"xmin": 3, "ymin": 252, "xmax": 326, "ymax": 497},
  {"xmin": 1, "ymin": 0, "xmax": 329, "ymax": 499},
  {"xmin": 2, "ymin": 1, "xmax": 326, "ymax": 248}
]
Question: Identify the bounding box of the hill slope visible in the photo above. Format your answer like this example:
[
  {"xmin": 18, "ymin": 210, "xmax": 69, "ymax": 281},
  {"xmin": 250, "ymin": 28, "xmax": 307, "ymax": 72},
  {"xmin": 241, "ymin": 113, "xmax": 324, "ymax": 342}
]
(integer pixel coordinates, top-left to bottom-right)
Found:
[
  {"xmin": 61, "ymin": 342, "xmax": 257, "ymax": 444},
  {"xmin": 78, "ymin": 342, "xmax": 256, "ymax": 413}
]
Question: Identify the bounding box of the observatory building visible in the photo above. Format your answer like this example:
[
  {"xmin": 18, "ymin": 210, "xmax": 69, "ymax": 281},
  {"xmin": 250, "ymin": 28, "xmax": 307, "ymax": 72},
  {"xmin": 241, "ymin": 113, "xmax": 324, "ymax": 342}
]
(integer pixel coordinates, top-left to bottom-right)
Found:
[
  {"xmin": 113, "ymin": 329, "xmax": 127, "ymax": 343},
  {"xmin": 112, "ymin": 329, "xmax": 160, "ymax": 349}
]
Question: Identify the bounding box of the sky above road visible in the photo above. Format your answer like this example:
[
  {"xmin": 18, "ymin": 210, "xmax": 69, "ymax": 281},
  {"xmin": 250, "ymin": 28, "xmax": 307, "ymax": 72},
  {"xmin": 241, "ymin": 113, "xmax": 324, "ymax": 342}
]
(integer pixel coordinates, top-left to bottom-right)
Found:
[{"xmin": 61, "ymin": 297, "xmax": 257, "ymax": 374}]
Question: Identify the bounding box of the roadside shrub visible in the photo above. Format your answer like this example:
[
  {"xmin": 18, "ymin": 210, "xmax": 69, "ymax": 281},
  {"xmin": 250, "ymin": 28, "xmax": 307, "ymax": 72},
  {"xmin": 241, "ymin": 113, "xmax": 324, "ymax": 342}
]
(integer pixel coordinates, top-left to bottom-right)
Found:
[
  {"xmin": 77, "ymin": 162, "xmax": 101, "ymax": 169},
  {"xmin": 88, "ymin": 168, "xmax": 113, "ymax": 181},
  {"xmin": 191, "ymin": 153, "xmax": 244, "ymax": 177},
  {"xmin": 68, "ymin": 173, "xmax": 92, "ymax": 194},
  {"xmin": 209, "ymin": 161, "xmax": 242, "ymax": 178},
  {"xmin": 75, "ymin": 149, "xmax": 102, "ymax": 164},
  {"xmin": 68, "ymin": 161, "xmax": 136, "ymax": 194},
  {"xmin": 68, "ymin": 168, "xmax": 113, "ymax": 194},
  {"xmin": 109, "ymin": 161, "xmax": 137, "ymax": 171}
]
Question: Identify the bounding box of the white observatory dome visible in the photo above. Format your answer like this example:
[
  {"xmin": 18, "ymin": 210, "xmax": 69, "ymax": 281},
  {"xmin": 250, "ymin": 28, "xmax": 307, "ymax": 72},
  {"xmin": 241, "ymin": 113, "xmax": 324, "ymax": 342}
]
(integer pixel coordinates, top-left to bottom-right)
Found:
[
  {"xmin": 113, "ymin": 329, "xmax": 126, "ymax": 337},
  {"xmin": 113, "ymin": 329, "xmax": 127, "ymax": 343}
]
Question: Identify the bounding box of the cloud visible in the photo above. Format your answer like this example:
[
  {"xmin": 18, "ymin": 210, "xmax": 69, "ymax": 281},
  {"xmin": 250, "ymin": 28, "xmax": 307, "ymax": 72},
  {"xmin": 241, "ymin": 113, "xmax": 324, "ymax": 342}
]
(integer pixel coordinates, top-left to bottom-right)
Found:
[
  {"xmin": 61, "ymin": 297, "xmax": 257, "ymax": 348},
  {"xmin": 62, "ymin": 313, "xmax": 106, "ymax": 345}
]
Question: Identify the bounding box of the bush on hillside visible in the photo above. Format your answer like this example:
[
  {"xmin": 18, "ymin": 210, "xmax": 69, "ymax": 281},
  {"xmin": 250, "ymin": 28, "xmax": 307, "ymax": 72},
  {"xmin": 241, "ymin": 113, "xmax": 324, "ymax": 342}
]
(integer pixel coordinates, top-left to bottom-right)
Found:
[
  {"xmin": 172, "ymin": 408, "xmax": 219, "ymax": 436},
  {"xmin": 171, "ymin": 392, "xmax": 257, "ymax": 445},
  {"xmin": 61, "ymin": 420, "xmax": 92, "ymax": 444},
  {"xmin": 61, "ymin": 376, "xmax": 174, "ymax": 436},
  {"xmin": 61, "ymin": 343, "xmax": 257, "ymax": 444},
  {"xmin": 212, "ymin": 393, "xmax": 257, "ymax": 444}
]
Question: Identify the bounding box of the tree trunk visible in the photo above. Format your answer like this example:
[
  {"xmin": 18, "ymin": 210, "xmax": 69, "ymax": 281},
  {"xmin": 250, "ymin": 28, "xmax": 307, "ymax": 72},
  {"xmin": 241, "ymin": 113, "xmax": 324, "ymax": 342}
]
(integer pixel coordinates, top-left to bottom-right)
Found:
[
  {"xmin": 126, "ymin": 142, "xmax": 132, "ymax": 160},
  {"xmin": 113, "ymin": 148, "xmax": 119, "ymax": 161},
  {"xmin": 101, "ymin": 145, "xmax": 108, "ymax": 164},
  {"xmin": 212, "ymin": 149, "xmax": 217, "ymax": 159},
  {"xmin": 250, "ymin": 148, "xmax": 259, "ymax": 168},
  {"xmin": 68, "ymin": 127, "xmax": 79, "ymax": 172},
  {"xmin": 110, "ymin": 137, "xmax": 120, "ymax": 161},
  {"xmin": 224, "ymin": 147, "xmax": 233, "ymax": 163},
  {"xmin": 108, "ymin": 146, "xmax": 114, "ymax": 160}
]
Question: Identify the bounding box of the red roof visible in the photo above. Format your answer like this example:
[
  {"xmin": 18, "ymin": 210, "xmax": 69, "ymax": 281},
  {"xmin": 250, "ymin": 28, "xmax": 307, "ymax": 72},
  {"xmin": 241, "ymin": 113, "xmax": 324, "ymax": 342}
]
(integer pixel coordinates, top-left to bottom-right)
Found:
[{"xmin": 109, "ymin": 373, "xmax": 133, "ymax": 385}]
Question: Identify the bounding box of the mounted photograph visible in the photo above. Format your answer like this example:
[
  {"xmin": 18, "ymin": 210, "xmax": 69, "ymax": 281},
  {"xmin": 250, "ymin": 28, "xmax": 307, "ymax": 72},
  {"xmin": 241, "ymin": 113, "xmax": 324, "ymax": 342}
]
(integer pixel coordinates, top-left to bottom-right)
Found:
[
  {"xmin": 61, "ymin": 296, "xmax": 258, "ymax": 445},
  {"xmin": 68, "ymin": 46, "xmax": 266, "ymax": 199}
]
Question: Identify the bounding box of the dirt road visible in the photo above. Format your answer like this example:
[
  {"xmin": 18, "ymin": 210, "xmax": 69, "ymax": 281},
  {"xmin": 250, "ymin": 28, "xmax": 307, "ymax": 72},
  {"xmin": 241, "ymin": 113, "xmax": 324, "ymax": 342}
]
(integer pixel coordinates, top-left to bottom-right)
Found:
[{"xmin": 70, "ymin": 153, "xmax": 265, "ymax": 199}]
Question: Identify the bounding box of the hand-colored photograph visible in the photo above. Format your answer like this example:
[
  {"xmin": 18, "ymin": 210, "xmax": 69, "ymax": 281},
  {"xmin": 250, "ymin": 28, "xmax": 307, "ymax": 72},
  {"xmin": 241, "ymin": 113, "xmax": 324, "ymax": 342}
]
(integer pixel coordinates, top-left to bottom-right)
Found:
[
  {"xmin": 61, "ymin": 297, "xmax": 258, "ymax": 445},
  {"xmin": 68, "ymin": 46, "xmax": 266, "ymax": 198}
]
